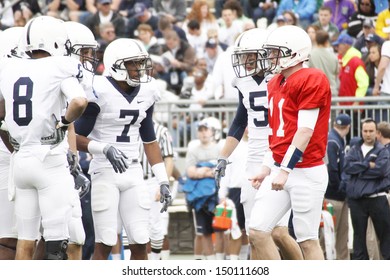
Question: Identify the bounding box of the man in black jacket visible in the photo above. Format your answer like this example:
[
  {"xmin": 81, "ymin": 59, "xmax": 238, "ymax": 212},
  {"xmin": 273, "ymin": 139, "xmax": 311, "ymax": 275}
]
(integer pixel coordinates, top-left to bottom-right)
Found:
[
  {"xmin": 344, "ymin": 118, "xmax": 390, "ymax": 259},
  {"xmin": 325, "ymin": 113, "xmax": 351, "ymax": 260}
]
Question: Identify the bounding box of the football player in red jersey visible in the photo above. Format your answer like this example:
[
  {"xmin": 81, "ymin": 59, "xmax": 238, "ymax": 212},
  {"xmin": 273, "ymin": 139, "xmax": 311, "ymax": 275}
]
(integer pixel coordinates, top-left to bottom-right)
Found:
[{"xmin": 250, "ymin": 25, "xmax": 331, "ymax": 260}]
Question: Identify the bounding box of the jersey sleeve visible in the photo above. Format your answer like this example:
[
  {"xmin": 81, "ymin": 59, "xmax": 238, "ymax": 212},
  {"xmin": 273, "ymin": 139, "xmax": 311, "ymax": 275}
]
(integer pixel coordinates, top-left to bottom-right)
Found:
[
  {"xmin": 296, "ymin": 70, "xmax": 330, "ymax": 110},
  {"xmin": 59, "ymin": 56, "xmax": 84, "ymax": 82}
]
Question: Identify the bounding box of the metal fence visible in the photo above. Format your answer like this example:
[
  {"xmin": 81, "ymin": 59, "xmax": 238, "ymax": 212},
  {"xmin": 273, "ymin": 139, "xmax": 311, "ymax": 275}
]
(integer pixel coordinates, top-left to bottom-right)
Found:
[{"xmin": 154, "ymin": 96, "xmax": 390, "ymax": 154}]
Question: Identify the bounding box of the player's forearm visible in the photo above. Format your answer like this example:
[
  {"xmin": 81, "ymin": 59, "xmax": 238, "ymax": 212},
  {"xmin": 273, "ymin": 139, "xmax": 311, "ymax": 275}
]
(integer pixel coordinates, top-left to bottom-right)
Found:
[
  {"xmin": 144, "ymin": 141, "xmax": 164, "ymax": 166},
  {"xmin": 76, "ymin": 134, "xmax": 90, "ymax": 153},
  {"xmin": 67, "ymin": 123, "xmax": 77, "ymax": 153},
  {"xmin": 65, "ymin": 97, "xmax": 88, "ymax": 123},
  {"xmin": 219, "ymin": 136, "xmax": 240, "ymax": 159},
  {"xmin": 290, "ymin": 127, "xmax": 313, "ymax": 153}
]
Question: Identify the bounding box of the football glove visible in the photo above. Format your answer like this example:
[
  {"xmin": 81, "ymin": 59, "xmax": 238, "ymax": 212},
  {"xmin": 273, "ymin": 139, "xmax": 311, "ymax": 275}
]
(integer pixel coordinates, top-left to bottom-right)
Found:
[
  {"xmin": 159, "ymin": 182, "xmax": 172, "ymax": 213},
  {"xmin": 103, "ymin": 145, "xmax": 129, "ymax": 173},
  {"xmin": 215, "ymin": 158, "xmax": 228, "ymax": 190},
  {"xmin": 74, "ymin": 171, "xmax": 90, "ymax": 199}
]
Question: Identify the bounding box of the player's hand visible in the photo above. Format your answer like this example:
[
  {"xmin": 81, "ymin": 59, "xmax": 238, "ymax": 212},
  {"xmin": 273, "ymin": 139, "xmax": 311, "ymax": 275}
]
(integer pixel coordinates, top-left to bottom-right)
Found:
[
  {"xmin": 53, "ymin": 115, "xmax": 69, "ymax": 144},
  {"xmin": 55, "ymin": 116, "xmax": 71, "ymax": 130},
  {"xmin": 250, "ymin": 165, "xmax": 271, "ymax": 189},
  {"xmin": 159, "ymin": 182, "xmax": 172, "ymax": 213},
  {"xmin": 215, "ymin": 158, "xmax": 228, "ymax": 190},
  {"xmin": 103, "ymin": 145, "xmax": 129, "ymax": 173},
  {"xmin": 74, "ymin": 171, "xmax": 91, "ymax": 199},
  {"xmin": 271, "ymin": 170, "xmax": 289, "ymax": 191}
]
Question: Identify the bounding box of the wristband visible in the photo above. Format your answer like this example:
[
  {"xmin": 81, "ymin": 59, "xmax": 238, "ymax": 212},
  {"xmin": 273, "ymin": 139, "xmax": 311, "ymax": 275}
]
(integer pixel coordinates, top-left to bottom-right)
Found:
[
  {"xmin": 61, "ymin": 116, "xmax": 72, "ymax": 126},
  {"xmin": 280, "ymin": 145, "xmax": 303, "ymax": 173},
  {"xmin": 88, "ymin": 140, "xmax": 108, "ymax": 155},
  {"xmin": 151, "ymin": 162, "xmax": 169, "ymax": 185}
]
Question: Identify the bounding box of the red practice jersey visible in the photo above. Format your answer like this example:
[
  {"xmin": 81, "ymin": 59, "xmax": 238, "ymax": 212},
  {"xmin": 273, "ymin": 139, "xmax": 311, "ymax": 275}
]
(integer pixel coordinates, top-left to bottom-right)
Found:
[{"xmin": 267, "ymin": 68, "xmax": 331, "ymax": 168}]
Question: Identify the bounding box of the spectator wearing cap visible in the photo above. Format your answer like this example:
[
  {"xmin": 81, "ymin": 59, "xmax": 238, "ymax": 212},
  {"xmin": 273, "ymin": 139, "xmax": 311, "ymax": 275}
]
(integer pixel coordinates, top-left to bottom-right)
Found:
[
  {"xmin": 344, "ymin": 118, "xmax": 390, "ymax": 260},
  {"xmin": 95, "ymin": 22, "xmax": 117, "ymax": 74},
  {"xmin": 84, "ymin": 0, "xmax": 126, "ymax": 39},
  {"xmin": 126, "ymin": 2, "xmax": 159, "ymax": 38},
  {"xmin": 375, "ymin": 1, "xmax": 390, "ymax": 38},
  {"xmin": 203, "ymin": 37, "xmax": 224, "ymax": 75},
  {"xmin": 354, "ymin": 18, "xmax": 383, "ymax": 59},
  {"xmin": 325, "ymin": 113, "xmax": 351, "ymax": 260},
  {"xmin": 184, "ymin": 117, "xmax": 221, "ymax": 260},
  {"xmin": 313, "ymin": 6, "xmax": 340, "ymax": 42},
  {"xmin": 333, "ymin": 33, "xmax": 369, "ymax": 107},
  {"xmin": 347, "ymin": 0, "xmax": 377, "ymax": 38}
]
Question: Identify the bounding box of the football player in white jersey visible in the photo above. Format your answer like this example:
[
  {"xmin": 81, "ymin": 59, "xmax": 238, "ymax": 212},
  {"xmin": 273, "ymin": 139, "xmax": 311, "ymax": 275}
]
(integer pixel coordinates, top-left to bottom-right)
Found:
[
  {"xmin": 75, "ymin": 38, "xmax": 172, "ymax": 260},
  {"xmin": 63, "ymin": 20, "xmax": 99, "ymax": 260},
  {"xmin": 0, "ymin": 16, "xmax": 88, "ymax": 260},
  {"xmin": 214, "ymin": 28, "xmax": 303, "ymax": 260},
  {"xmin": 29, "ymin": 21, "xmax": 97, "ymax": 261},
  {"xmin": 0, "ymin": 26, "xmax": 24, "ymax": 260}
]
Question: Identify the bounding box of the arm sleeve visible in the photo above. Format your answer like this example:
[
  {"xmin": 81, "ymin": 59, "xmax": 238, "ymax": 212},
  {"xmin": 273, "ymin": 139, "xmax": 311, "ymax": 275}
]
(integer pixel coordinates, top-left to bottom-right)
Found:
[
  {"xmin": 61, "ymin": 77, "xmax": 86, "ymax": 101},
  {"xmin": 140, "ymin": 105, "xmax": 157, "ymax": 143},
  {"xmin": 227, "ymin": 92, "xmax": 247, "ymax": 140},
  {"xmin": 74, "ymin": 102, "xmax": 100, "ymax": 137}
]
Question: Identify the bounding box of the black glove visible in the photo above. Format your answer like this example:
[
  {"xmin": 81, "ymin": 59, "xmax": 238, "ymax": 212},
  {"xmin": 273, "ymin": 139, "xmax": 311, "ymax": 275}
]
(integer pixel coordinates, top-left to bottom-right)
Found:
[
  {"xmin": 74, "ymin": 171, "xmax": 90, "ymax": 199},
  {"xmin": 103, "ymin": 145, "xmax": 129, "ymax": 173},
  {"xmin": 215, "ymin": 158, "xmax": 228, "ymax": 190},
  {"xmin": 159, "ymin": 182, "xmax": 172, "ymax": 213}
]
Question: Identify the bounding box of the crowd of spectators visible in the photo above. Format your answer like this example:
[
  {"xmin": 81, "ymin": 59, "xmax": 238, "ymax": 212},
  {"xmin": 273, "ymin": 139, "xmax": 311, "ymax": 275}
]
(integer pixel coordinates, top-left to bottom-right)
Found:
[{"xmin": 2, "ymin": 0, "xmax": 390, "ymax": 133}]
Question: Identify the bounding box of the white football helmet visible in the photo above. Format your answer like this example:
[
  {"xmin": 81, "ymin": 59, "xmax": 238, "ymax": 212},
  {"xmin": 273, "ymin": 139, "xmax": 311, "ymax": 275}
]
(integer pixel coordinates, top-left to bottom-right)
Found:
[
  {"xmin": 199, "ymin": 117, "xmax": 222, "ymax": 142},
  {"xmin": 262, "ymin": 25, "xmax": 312, "ymax": 74},
  {"xmin": 64, "ymin": 21, "xmax": 99, "ymax": 72},
  {"xmin": 0, "ymin": 27, "xmax": 24, "ymax": 58},
  {"xmin": 103, "ymin": 38, "xmax": 153, "ymax": 87},
  {"xmin": 231, "ymin": 28, "xmax": 269, "ymax": 78},
  {"xmin": 20, "ymin": 16, "xmax": 70, "ymax": 57}
]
